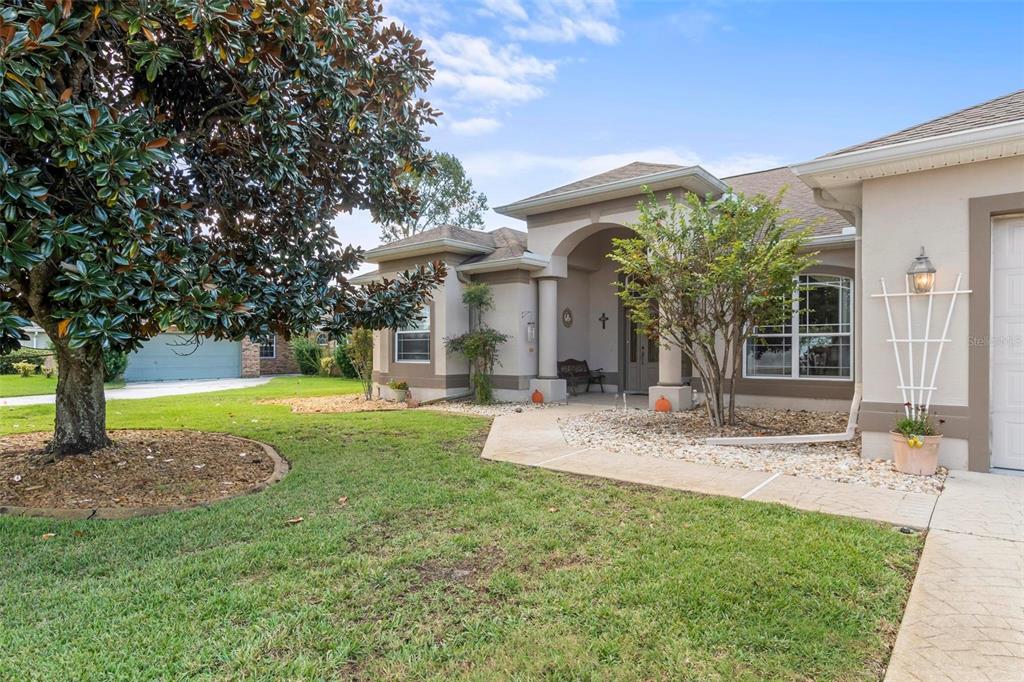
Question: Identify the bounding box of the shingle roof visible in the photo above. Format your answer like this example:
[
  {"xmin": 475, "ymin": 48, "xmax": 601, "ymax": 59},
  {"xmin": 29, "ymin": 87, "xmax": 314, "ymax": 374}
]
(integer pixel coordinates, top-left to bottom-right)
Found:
[
  {"xmin": 371, "ymin": 223, "xmax": 496, "ymax": 251},
  {"xmin": 823, "ymin": 89, "xmax": 1024, "ymax": 157},
  {"xmin": 722, "ymin": 167, "xmax": 851, "ymax": 238},
  {"xmin": 373, "ymin": 223, "xmax": 531, "ymax": 261},
  {"xmin": 517, "ymin": 162, "xmax": 684, "ymax": 202}
]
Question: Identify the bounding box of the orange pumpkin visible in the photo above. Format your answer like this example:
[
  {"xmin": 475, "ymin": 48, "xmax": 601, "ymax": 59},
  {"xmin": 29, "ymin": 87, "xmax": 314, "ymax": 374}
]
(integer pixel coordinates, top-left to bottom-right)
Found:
[
  {"xmin": 531, "ymin": 389, "xmax": 544, "ymax": 404},
  {"xmin": 654, "ymin": 396, "xmax": 672, "ymax": 413}
]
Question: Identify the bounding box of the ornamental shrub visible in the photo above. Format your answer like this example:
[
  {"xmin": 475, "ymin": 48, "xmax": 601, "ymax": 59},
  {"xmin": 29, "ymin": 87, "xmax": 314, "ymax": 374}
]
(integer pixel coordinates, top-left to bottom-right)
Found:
[
  {"xmin": 291, "ymin": 337, "xmax": 322, "ymax": 375},
  {"xmin": 0, "ymin": 348, "xmax": 48, "ymax": 375},
  {"xmin": 102, "ymin": 351, "xmax": 128, "ymax": 382}
]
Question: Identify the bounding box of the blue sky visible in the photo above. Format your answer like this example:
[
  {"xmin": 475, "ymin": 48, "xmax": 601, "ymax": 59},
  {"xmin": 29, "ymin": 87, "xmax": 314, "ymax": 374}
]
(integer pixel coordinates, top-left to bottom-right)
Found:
[{"xmin": 338, "ymin": 0, "xmax": 1024, "ymax": 261}]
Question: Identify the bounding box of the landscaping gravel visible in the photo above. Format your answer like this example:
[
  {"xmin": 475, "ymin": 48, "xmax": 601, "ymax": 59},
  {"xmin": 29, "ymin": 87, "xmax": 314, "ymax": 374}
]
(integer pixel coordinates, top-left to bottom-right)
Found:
[
  {"xmin": 421, "ymin": 400, "xmax": 556, "ymax": 417},
  {"xmin": 560, "ymin": 408, "xmax": 946, "ymax": 494}
]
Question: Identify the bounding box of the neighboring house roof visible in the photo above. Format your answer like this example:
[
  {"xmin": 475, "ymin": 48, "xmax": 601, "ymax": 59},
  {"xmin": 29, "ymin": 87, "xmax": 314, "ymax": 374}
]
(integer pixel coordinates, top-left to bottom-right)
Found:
[
  {"xmin": 823, "ymin": 89, "xmax": 1024, "ymax": 157},
  {"xmin": 518, "ymin": 162, "xmax": 684, "ymax": 202},
  {"xmin": 722, "ymin": 167, "xmax": 852, "ymax": 238}
]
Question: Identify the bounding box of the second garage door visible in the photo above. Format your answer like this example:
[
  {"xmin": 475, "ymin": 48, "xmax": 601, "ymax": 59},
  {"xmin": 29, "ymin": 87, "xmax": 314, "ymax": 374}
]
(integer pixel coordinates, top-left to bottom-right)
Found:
[
  {"xmin": 124, "ymin": 334, "xmax": 242, "ymax": 382},
  {"xmin": 991, "ymin": 214, "xmax": 1024, "ymax": 471}
]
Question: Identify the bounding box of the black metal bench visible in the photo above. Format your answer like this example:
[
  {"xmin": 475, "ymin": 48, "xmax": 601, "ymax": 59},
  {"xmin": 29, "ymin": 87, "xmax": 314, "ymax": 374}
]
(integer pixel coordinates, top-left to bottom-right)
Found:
[{"xmin": 557, "ymin": 358, "xmax": 606, "ymax": 396}]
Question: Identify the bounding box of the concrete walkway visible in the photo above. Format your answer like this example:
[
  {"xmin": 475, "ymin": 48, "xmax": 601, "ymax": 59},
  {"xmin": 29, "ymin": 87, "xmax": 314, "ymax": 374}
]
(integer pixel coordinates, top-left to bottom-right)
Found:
[
  {"xmin": 0, "ymin": 377, "xmax": 272, "ymax": 407},
  {"xmin": 482, "ymin": 400, "xmax": 1024, "ymax": 681},
  {"xmin": 885, "ymin": 471, "xmax": 1023, "ymax": 682},
  {"xmin": 482, "ymin": 402, "xmax": 938, "ymax": 528}
]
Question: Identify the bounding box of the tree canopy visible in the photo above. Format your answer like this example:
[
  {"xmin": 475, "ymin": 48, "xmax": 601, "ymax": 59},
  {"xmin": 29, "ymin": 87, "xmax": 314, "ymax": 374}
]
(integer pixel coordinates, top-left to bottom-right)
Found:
[
  {"xmin": 379, "ymin": 151, "xmax": 487, "ymax": 242},
  {"xmin": 610, "ymin": 189, "xmax": 817, "ymax": 427},
  {"xmin": 0, "ymin": 0, "xmax": 445, "ymax": 455}
]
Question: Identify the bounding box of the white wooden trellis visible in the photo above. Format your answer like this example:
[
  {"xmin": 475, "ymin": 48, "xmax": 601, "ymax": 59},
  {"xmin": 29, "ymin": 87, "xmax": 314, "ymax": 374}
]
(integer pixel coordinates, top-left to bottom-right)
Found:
[{"xmin": 870, "ymin": 273, "xmax": 971, "ymax": 418}]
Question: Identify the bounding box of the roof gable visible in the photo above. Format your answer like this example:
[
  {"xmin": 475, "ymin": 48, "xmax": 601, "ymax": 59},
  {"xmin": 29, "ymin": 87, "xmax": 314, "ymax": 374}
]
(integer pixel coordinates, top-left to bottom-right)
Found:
[{"xmin": 518, "ymin": 162, "xmax": 683, "ymax": 202}]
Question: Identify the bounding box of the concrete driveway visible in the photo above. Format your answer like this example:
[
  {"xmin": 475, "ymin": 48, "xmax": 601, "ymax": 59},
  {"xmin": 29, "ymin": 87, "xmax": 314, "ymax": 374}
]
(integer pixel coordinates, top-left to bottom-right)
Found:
[{"xmin": 0, "ymin": 377, "xmax": 272, "ymax": 407}]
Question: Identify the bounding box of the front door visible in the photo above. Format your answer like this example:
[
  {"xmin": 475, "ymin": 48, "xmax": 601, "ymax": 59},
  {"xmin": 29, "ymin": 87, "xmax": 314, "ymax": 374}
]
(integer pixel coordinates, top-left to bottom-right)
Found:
[
  {"xmin": 625, "ymin": 316, "xmax": 659, "ymax": 393},
  {"xmin": 991, "ymin": 214, "xmax": 1024, "ymax": 470}
]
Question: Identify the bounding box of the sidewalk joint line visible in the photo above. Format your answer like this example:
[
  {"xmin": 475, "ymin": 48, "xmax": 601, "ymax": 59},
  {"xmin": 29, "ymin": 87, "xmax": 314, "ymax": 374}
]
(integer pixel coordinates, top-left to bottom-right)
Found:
[
  {"xmin": 534, "ymin": 448, "xmax": 592, "ymax": 467},
  {"xmin": 741, "ymin": 472, "xmax": 782, "ymax": 499}
]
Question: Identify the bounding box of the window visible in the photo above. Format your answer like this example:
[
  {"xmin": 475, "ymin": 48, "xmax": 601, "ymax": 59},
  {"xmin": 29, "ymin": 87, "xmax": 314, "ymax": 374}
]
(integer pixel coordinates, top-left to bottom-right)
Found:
[
  {"xmin": 395, "ymin": 309, "xmax": 430, "ymax": 362},
  {"xmin": 745, "ymin": 275, "xmax": 852, "ymax": 380},
  {"xmin": 259, "ymin": 336, "xmax": 276, "ymax": 359}
]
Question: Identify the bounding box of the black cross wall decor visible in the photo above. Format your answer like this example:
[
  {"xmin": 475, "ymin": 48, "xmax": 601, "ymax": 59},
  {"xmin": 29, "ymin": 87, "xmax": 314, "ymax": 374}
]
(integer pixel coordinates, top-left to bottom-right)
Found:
[{"xmin": 598, "ymin": 313, "xmax": 609, "ymax": 330}]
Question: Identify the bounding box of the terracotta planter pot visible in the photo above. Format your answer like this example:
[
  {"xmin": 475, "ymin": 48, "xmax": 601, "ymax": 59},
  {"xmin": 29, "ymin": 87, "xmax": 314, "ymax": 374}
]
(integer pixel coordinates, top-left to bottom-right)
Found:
[{"xmin": 890, "ymin": 431, "xmax": 942, "ymax": 476}]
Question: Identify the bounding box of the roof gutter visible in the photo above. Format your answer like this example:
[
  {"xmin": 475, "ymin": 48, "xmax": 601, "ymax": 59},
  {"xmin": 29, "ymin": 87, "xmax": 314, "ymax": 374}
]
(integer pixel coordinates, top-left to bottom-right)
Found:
[
  {"xmin": 455, "ymin": 254, "xmax": 550, "ymax": 275},
  {"xmin": 791, "ymin": 119, "xmax": 1024, "ymax": 184}
]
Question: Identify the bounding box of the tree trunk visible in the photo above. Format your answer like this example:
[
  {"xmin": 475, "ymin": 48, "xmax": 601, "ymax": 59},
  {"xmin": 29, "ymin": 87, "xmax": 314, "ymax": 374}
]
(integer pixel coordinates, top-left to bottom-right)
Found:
[{"xmin": 46, "ymin": 340, "xmax": 111, "ymax": 459}]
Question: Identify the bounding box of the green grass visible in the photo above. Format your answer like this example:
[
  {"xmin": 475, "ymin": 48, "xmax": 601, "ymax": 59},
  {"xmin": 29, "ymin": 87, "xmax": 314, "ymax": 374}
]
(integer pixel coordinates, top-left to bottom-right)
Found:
[
  {"xmin": 0, "ymin": 376, "xmax": 921, "ymax": 680},
  {"xmin": 0, "ymin": 373, "xmax": 124, "ymax": 398}
]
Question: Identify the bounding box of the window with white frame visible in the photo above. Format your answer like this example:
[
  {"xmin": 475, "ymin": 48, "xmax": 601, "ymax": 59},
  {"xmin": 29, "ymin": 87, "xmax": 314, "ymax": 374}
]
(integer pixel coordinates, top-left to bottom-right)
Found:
[
  {"xmin": 744, "ymin": 274, "xmax": 852, "ymax": 380},
  {"xmin": 394, "ymin": 308, "xmax": 430, "ymax": 362},
  {"xmin": 259, "ymin": 336, "xmax": 276, "ymax": 359}
]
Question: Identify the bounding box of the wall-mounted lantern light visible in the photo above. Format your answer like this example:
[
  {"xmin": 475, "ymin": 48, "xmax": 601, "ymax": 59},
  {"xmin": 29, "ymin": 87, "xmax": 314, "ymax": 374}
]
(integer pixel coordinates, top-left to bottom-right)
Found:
[{"xmin": 908, "ymin": 247, "xmax": 936, "ymax": 294}]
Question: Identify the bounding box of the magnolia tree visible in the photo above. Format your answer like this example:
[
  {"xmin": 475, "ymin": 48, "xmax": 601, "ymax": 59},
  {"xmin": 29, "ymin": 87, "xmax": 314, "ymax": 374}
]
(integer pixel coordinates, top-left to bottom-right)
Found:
[
  {"xmin": 0, "ymin": 0, "xmax": 445, "ymax": 458},
  {"xmin": 610, "ymin": 190, "xmax": 817, "ymax": 427}
]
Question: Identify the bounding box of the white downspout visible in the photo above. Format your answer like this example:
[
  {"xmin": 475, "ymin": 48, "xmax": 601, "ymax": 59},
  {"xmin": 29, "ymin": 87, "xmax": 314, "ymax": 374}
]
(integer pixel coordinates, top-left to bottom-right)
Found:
[{"xmin": 708, "ymin": 189, "xmax": 863, "ymax": 447}]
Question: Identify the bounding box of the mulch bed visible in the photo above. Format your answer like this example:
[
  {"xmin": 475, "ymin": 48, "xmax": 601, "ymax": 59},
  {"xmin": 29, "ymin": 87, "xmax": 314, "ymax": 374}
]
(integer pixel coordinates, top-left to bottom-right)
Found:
[
  {"xmin": 0, "ymin": 430, "xmax": 278, "ymax": 511},
  {"xmin": 261, "ymin": 394, "xmax": 407, "ymax": 414}
]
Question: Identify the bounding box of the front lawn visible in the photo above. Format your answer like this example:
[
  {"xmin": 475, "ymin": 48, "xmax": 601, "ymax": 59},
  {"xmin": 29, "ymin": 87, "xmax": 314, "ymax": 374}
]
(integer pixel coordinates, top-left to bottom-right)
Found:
[
  {"xmin": 0, "ymin": 377, "xmax": 921, "ymax": 680},
  {"xmin": 0, "ymin": 374, "xmax": 125, "ymax": 398},
  {"xmin": 0, "ymin": 373, "xmax": 59, "ymax": 397}
]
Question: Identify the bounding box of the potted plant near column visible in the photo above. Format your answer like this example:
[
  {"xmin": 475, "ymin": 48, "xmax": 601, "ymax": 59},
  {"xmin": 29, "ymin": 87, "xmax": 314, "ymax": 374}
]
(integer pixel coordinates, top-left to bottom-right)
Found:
[
  {"xmin": 388, "ymin": 380, "xmax": 409, "ymax": 403},
  {"xmin": 890, "ymin": 404, "xmax": 944, "ymax": 475}
]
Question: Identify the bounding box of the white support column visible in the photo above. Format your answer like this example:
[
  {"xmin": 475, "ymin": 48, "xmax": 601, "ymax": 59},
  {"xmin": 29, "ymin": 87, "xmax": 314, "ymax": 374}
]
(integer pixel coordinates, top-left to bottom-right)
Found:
[
  {"xmin": 537, "ymin": 277, "xmax": 558, "ymax": 379},
  {"xmin": 649, "ymin": 338, "xmax": 692, "ymax": 411},
  {"xmin": 529, "ymin": 277, "xmax": 567, "ymax": 402}
]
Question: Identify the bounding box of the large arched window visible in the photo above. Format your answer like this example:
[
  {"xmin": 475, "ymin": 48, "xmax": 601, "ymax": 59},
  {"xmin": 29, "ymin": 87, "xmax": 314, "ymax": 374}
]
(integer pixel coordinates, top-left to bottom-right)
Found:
[{"xmin": 744, "ymin": 274, "xmax": 852, "ymax": 380}]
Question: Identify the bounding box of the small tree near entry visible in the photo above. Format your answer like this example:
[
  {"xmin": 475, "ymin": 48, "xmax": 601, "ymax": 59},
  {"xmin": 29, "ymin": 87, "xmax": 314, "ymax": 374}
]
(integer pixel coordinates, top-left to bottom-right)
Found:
[
  {"xmin": 0, "ymin": 1, "xmax": 443, "ymax": 458},
  {"xmin": 345, "ymin": 327, "xmax": 375, "ymax": 400},
  {"xmin": 379, "ymin": 152, "xmax": 488, "ymax": 242},
  {"xmin": 610, "ymin": 190, "xmax": 817, "ymax": 427},
  {"xmin": 445, "ymin": 283, "xmax": 508, "ymax": 404}
]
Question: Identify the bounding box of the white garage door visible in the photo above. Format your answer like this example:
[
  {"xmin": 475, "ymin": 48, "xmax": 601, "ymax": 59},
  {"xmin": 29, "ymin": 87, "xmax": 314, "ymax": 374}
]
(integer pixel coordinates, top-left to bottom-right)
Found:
[
  {"xmin": 124, "ymin": 334, "xmax": 242, "ymax": 382},
  {"xmin": 991, "ymin": 214, "xmax": 1024, "ymax": 470}
]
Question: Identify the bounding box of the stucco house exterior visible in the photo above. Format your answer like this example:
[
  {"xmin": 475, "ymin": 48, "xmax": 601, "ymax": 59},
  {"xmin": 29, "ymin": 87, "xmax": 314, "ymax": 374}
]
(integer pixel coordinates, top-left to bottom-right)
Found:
[{"xmin": 356, "ymin": 89, "xmax": 1024, "ymax": 473}]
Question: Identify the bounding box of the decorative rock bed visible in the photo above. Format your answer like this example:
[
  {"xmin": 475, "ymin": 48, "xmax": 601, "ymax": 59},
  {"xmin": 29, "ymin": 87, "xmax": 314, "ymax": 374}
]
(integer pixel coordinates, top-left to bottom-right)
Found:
[
  {"xmin": 560, "ymin": 408, "xmax": 946, "ymax": 495},
  {"xmin": 0, "ymin": 430, "xmax": 287, "ymax": 519}
]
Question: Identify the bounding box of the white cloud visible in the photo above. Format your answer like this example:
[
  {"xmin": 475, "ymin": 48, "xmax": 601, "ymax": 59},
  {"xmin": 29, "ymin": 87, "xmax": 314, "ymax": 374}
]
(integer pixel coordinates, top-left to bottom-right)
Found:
[
  {"xmin": 480, "ymin": 0, "xmax": 529, "ymax": 21},
  {"xmin": 449, "ymin": 117, "xmax": 503, "ymax": 136},
  {"xmin": 463, "ymin": 147, "xmax": 784, "ymax": 181},
  {"xmin": 503, "ymin": 0, "xmax": 620, "ymax": 45},
  {"xmin": 671, "ymin": 5, "xmax": 730, "ymax": 42},
  {"xmin": 425, "ymin": 33, "xmax": 557, "ymax": 104}
]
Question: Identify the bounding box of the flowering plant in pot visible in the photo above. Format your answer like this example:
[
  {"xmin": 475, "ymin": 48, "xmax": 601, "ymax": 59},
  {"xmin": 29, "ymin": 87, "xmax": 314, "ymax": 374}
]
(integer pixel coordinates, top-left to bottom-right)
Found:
[
  {"xmin": 891, "ymin": 404, "xmax": 944, "ymax": 475},
  {"xmin": 388, "ymin": 380, "xmax": 409, "ymax": 403}
]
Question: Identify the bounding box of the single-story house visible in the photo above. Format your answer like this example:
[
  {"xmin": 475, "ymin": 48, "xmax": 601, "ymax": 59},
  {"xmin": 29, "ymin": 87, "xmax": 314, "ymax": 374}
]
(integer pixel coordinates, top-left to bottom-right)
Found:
[{"xmin": 355, "ymin": 89, "xmax": 1024, "ymax": 473}]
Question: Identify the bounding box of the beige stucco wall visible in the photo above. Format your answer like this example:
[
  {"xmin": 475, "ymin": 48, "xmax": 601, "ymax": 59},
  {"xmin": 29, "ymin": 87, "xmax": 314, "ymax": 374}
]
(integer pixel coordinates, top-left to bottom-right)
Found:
[
  {"xmin": 483, "ymin": 278, "xmax": 537, "ymax": 380},
  {"xmin": 859, "ymin": 155, "xmax": 1024, "ymax": 468}
]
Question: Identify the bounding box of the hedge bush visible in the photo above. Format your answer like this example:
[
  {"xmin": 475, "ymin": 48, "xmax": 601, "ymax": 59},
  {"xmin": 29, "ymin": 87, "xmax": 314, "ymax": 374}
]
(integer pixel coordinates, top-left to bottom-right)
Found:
[{"xmin": 0, "ymin": 348, "xmax": 49, "ymax": 375}]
